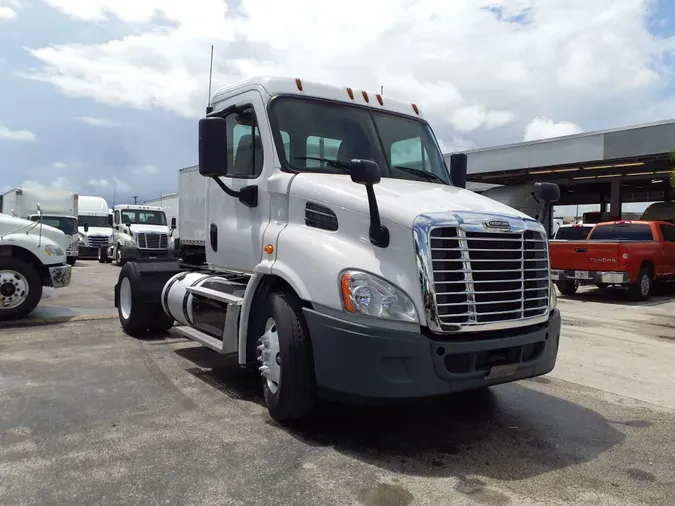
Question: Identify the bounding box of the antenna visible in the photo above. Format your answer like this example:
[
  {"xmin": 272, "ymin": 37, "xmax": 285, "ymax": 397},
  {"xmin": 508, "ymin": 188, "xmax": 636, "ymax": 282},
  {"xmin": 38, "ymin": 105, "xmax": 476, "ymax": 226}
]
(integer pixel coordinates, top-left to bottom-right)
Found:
[
  {"xmin": 380, "ymin": 85, "xmax": 383, "ymax": 95},
  {"xmin": 206, "ymin": 45, "xmax": 215, "ymax": 114},
  {"xmin": 132, "ymin": 196, "xmax": 138, "ymax": 205}
]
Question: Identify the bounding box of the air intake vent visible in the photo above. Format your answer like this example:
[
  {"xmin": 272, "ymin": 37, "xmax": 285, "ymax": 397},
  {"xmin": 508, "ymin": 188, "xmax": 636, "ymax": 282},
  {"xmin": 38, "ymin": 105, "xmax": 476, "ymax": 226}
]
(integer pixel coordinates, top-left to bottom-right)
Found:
[{"xmin": 305, "ymin": 202, "xmax": 338, "ymax": 231}]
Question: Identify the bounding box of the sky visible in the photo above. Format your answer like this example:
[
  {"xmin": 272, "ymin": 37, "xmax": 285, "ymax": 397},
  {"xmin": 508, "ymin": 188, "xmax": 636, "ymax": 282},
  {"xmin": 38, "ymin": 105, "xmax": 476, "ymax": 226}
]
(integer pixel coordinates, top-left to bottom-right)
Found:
[{"xmin": 1, "ymin": 0, "xmax": 675, "ymax": 214}]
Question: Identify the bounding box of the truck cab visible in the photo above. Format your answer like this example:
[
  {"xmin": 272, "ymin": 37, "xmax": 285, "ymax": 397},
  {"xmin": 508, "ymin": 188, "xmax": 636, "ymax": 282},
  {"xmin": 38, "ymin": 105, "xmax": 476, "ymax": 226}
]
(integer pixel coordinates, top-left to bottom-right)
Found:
[
  {"xmin": 77, "ymin": 196, "xmax": 113, "ymax": 259},
  {"xmin": 114, "ymin": 76, "xmax": 561, "ymax": 422},
  {"xmin": 0, "ymin": 213, "xmax": 72, "ymax": 320},
  {"xmin": 106, "ymin": 204, "xmax": 175, "ymax": 265}
]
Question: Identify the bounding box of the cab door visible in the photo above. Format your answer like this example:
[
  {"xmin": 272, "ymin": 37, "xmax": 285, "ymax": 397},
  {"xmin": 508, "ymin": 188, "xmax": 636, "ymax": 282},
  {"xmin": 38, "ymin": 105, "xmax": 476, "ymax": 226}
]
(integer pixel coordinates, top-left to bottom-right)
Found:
[{"xmin": 205, "ymin": 90, "xmax": 272, "ymax": 273}]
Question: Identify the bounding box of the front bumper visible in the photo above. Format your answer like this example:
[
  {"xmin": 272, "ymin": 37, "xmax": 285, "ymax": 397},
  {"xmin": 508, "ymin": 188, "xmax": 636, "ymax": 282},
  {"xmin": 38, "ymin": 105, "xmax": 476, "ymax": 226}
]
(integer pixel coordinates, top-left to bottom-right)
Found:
[
  {"xmin": 303, "ymin": 308, "xmax": 561, "ymax": 401},
  {"xmin": 120, "ymin": 246, "xmax": 178, "ymax": 261},
  {"xmin": 551, "ymin": 269, "xmax": 631, "ymax": 285},
  {"xmin": 48, "ymin": 263, "xmax": 72, "ymax": 288},
  {"xmin": 79, "ymin": 245, "xmax": 108, "ymax": 258}
]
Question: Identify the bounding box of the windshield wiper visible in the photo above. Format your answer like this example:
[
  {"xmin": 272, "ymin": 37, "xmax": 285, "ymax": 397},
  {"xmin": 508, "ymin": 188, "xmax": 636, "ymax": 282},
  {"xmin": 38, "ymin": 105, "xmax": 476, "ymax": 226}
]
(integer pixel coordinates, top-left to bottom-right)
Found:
[
  {"xmin": 393, "ymin": 165, "xmax": 448, "ymax": 185},
  {"xmin": 294, "ymin": 156, "xmax": 350, "ymax": 173}
]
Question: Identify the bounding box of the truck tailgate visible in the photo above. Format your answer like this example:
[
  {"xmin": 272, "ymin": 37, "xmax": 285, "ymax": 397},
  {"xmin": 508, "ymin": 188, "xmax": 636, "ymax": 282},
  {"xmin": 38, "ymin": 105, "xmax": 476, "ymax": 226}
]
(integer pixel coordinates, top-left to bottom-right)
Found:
[{"xmin": 550, "ymin": 241, "xmax": 621, "ymax": 271}]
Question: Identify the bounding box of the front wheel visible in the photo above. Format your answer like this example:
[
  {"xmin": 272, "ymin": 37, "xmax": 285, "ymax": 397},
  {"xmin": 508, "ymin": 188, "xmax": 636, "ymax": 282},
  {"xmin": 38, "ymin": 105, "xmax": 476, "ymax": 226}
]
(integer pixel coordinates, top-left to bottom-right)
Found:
[
  {"xmin": 556, "ymin": 280, "xmax": 578, "ymax": 296},
  {"xmin": 117, "ymin": 263, "xmax": 149, "ymax": 337},
  {"xmin": 98, "ymin": 247, "xmax": 107, "ymax": 264},
  {"xmin": 0, "ymin": 258, "xmax": 43, "ymax": 321},
  {"xmin": 115, "ymin": 245, "xmax": 126, "ymax": 267},
  {"xmin": 257, "ymin": 290, "xmax": 316, "ymax": 423}
]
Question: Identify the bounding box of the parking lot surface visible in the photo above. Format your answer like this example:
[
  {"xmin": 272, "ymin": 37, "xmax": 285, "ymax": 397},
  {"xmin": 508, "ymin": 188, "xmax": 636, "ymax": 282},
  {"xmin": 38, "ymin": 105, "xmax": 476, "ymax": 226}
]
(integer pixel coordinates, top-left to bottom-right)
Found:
[{"xmin": 1, "ymin": 262, "xmax": 674, "ymax": 505}]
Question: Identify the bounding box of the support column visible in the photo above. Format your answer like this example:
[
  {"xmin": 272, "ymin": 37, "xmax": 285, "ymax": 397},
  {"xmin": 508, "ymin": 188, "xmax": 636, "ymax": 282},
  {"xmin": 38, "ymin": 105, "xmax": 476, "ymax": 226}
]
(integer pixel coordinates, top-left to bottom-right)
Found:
[{"xmin": 609, "ymin": 179, "xmax": 622, "ymax": 220}]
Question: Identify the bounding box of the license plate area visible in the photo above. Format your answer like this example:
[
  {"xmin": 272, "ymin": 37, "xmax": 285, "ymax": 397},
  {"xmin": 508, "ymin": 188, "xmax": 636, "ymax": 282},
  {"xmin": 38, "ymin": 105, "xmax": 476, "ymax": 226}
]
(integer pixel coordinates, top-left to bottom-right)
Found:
[{"xmin": 574, "ymin": 270, "xmax": 590, "ymax": 279}]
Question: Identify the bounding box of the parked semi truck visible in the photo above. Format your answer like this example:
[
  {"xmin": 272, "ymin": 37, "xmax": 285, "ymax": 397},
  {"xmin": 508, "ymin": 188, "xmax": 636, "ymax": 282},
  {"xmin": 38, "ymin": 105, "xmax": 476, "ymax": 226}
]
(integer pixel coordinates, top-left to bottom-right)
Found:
[
  {"xmin": 2, "ymin": 188, "xmax": 79, "ymax": 265},
  {"xmin": 114, "ymin": 76, "xmax": 561, "ymax": 422},
  {"xmin": 100, "ymin": 204, "xmax": 176, "ymax": 265},
  {"xmin": 78, "ymin": 196, "xmax": 113, "ymax": 259},
  {"xmin": 0, "ymin": 210, "xmax": 72, "ymax": 320}
]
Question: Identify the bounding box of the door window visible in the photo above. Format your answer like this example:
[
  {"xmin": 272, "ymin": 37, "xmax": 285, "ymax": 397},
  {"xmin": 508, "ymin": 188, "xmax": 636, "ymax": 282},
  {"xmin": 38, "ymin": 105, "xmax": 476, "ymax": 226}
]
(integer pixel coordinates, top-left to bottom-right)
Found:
[
  {"xmin": 659, "ymin": 224, "xmax": 675, "ymax": 242},
  {"xmin": 225, "ymin": 106, "xmax": 264, "ymax": 178}
]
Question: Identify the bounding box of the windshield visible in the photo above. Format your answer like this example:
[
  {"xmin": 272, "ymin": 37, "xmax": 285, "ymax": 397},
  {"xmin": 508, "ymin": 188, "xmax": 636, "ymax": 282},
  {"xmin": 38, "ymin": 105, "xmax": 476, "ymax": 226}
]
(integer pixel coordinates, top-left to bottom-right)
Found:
[
  {"xmin": 269, "ymin": 97, "xmax": 450, "ymax": 184},
  {"xmin": 554, "ymin": 226, "xmax": 592, "ymax": 240},
  {"xmin": 120, "ymin": 210, "xmax": 166, "ymax": 226},
  {"xmin": 30, "ymin": 215, "xmax": 78, "ymax": 235},
  {"xmin": 78, "ymin": 215, "xmax": 110, "ymax": 228}
]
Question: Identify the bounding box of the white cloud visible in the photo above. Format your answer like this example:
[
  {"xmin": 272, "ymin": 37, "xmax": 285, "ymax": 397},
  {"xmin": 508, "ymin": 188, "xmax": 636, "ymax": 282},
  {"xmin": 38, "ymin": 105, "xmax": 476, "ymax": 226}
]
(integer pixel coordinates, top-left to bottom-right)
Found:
[
  {"xmin": 88, "ymin": 177, "xmax": 131, "ymax": 192},
  {"xmin": 111, "ymin": 176, "xmax": 131, "ymax": 192},
  {"xmin": 131, "ymin": 164, "xmax": 159, "ymax": 175},
  {"xmin": 18, "ymin": 177, "xmax": 73, "ymax": 190},
  {"xmin": 524, "ymin": 116, "xmax": 584, "ymax": 141},
  {"xmin": 52, "ymin": 162, "xmax": 67, "ymax": 169},
  {"xmin": 438, "ymin": 137, "xmax": 477, "ymax": 153},
  {"xmin": 75, "ymin": 116, "xmax": 118, "ymax": 127},
  {"xmin": 88, "ymin": 178, "xmax": 110, "ymax": 188},
  {"xmin": 0, "ymin": 6, "xmax": 17, "ymax": 20},
  {"xmin": 0, "ymin": 123, "xmax": 36, "ymax": 141},
  {"xmin": 21, "ymin": 0, "xmax": 675, "ymax": 152}
]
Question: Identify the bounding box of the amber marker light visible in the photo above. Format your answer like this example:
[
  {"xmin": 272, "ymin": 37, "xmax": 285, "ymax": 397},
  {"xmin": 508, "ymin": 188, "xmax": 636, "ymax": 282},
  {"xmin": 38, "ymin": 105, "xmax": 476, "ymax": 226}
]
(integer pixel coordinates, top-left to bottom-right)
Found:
[
  {"xmin": 362, "ymin": 90, "xmax": 369, "ymax": 102},
  {"xmin": 295, "ymin": 78, "xmax": 303, "ymax": 91},
  {"xmin": 412, "ymin": 104, "xmax": 419, "ymax": 114},
  {"xmin": 347, "ymin": 87, "xmax": 354, "ymax": 99},
  {"xmin": 376, "ymin": 94, "xmax": 383, "ymax": 105},
  {"xmin": 264, "ymin": 244, "xmax": 274, "ymax": 254},
  {"xmin": 340, "ymin": 272, "xmax": 355, "ymax": 313}
]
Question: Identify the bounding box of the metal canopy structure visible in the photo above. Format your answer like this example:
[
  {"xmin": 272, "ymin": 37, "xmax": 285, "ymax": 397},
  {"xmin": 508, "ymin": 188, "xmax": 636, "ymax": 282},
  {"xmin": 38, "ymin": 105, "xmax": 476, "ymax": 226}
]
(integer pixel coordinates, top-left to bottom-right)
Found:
[{"xmin": 444, "ymin": 119, "xmax": 675, "ymax": 216}]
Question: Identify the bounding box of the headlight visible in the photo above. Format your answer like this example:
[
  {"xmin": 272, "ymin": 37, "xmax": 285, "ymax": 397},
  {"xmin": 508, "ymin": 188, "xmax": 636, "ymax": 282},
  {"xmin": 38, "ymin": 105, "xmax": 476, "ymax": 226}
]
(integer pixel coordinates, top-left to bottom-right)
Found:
[
  {"xmin": 549, "ymin": 279, "xmax": 557, "ymax": 310},
  {"xmin": 124, "ymin": 239, "xmax": 136, "ymax": 247},
  {"xmin": 78, "ymin": 234, "xmax": 85, "ymax": 244},
  {"xmin": 44, "ymin": 245, "xmax": 64, "ymax": 256},
  {"xmin": 339, "ymin": 270, "xmax": 418, "ymax": 323}
]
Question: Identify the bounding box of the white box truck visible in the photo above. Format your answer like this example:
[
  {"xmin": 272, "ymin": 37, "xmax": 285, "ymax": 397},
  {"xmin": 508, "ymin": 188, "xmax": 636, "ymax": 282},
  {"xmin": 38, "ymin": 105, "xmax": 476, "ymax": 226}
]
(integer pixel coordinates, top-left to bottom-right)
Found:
[
  {"xmin": 0, "ymin": 211, "xmax": 72, "ymax": 320},
  {"xmin": 113, "ymin": 76, "xmax": 561, "ymax": 422},
  {"xmin": 78, "ymin": 195, "xmax": 113, "ymax": 259},
  {"xmin": 2, "ymin": 188, "xmax": 79, "ymax": 265}
]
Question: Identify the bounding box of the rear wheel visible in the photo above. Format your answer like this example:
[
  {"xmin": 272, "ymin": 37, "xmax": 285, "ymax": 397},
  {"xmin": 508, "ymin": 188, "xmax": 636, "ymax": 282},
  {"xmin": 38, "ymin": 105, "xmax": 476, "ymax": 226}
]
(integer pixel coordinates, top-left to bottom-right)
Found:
[
  {"xmin": 629, "ymin": 268, "xmax": 651, "ymax": 301},
  {"xmin": 147, "ymin": 307, "xmax": 175, "ymax": 334},
  {"xmin": 256, "ymin": 289, "xmax": 316, "ymax": 423},
  {"xmin": 556, "ymin": 280, "xmax": 577, "ymax": 296},
  {"xmin": 117, "ymin": 263, "xmax": 149, "ymax": 337},
  {"xmin": 0, "ymin": 258, "xmax": 43, "ymax": 321}
]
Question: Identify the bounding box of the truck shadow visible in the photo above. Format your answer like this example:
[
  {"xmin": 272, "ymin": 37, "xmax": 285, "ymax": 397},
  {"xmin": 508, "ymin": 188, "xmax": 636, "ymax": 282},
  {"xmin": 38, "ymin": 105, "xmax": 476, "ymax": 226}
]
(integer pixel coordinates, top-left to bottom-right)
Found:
[
  {"xmin": 559, "ymin": 282, "xmax": 675, "ymax": 307},
  {"xmin": 176, "ymin": 346, "xmax": 625, "ymax": 481}
]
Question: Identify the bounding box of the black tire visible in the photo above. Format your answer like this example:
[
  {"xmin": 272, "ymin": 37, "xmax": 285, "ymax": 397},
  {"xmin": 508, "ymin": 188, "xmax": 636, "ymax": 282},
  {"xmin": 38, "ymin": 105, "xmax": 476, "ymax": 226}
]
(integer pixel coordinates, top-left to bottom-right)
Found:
[
  {"xmin": 115, "ymin": 244, "xmax": 126, "ymax": 267},
  {"xmin": 629, "ymin": 268, "xmax": 652, "ymax": 301},
  {"xmin": 67, "ymin": 257, "xmax": 76, "ymax": 266},
  {"xmin": 556, "ymin": 280, "xmax": 578, "ymax": 296},
  {"xmin": 0, "ymin": 258, "xmax": 43, "ymax": 321},
  {"xmin": 98, "ymin": 247, "xmax": 107, "ymax": 264},
  {"xmin": 117, "ymin": 263, "xmax": 149, "ymax": 337},
  {"xmin": 257, "ymin": 289, "xmax": 316, "ymax": 423},
  {"xmin": 596, "ymin": 283, "xmax": 609, "ymax": 290},
  {"xmin": 147, "ymin": 307, "xmax": 174, "ymax": 334}
]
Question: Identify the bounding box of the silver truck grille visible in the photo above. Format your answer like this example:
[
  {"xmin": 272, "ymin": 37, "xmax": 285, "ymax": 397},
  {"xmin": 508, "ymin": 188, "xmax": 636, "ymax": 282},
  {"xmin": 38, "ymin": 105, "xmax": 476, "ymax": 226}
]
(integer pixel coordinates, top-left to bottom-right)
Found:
[
  {"xmin": 136, "ymin": 232, "xmax": 168, "ymax": 250},
  {"xmin": 88, "ymin": 235, "xmax": 109, "ymax": 248},
  {"xmin": 429, "ymin": 227, "xmax": 549, "ymax": 328}
]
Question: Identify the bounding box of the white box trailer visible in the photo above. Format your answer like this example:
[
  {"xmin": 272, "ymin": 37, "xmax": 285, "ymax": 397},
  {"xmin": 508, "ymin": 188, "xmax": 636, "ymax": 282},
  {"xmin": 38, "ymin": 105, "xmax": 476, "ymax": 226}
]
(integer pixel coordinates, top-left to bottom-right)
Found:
[
  {"xmin": 144, "ymin": 193, "xmax": 179, "ymax": 233},
  {"xmin": 178, "ymin": 165, "xmax": 207, "ymax": 246},
  {"xmin": 1, "ymin": 188, "xmax": 79, "ymax": 265}
]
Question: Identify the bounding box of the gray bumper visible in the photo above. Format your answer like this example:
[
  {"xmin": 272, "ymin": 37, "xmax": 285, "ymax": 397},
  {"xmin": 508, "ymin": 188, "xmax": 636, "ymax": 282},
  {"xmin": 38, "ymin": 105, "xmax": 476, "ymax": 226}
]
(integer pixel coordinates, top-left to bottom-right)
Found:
[
  {"xmin": 48, "ymin": 264, "xmax": 72, "ymax": 288},
  {"xmin": 303, "ymin": 308, "xmax": 561, "ymax": 401},
  {"xmin": 120, "ymin": 247, "xmax": 178, "ymax": 261},
  {"xmin": 79, "ymin": 245, "xmax": 107, "ymax": 258},
  {"xmin": 551, "ymin": 269, "xmax": 631, "ymax": 285}
]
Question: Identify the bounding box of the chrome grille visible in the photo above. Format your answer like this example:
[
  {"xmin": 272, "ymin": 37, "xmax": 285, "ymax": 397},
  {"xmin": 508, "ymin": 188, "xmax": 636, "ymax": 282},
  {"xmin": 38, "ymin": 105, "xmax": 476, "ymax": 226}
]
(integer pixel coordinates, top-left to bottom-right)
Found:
[
  {"xmin": 429, "ymin": 227, "xmax": 549, "ymax": 328},
  {"xmin": 87, "ymin": 235, "xmax": 109, "ymax": 248},
  {"xmin": 136, "ymin": 232, "xmax": 168, "ymax": 250}
]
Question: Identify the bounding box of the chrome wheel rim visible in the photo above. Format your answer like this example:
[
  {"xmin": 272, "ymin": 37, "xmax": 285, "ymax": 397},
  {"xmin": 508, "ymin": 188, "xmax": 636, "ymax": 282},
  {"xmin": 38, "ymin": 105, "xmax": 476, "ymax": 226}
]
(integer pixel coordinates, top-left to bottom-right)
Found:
[
  {"xmin": 116, "ymin": 247, "xmax": 121, "ymax": 264},
  {"xmin": 641, "ymin": 275, "xmax": 650, "ymax": 297},
  {"xmin": 258, "ymin": 317, "xmax": 281, "ymax": 394},
  {"xmin": 0, "ymin": 270, "xmax": 29, "ymax": 309},
  {"xmin": 120, "ymin": 277, "xmax": 132, "ymax": 320}
]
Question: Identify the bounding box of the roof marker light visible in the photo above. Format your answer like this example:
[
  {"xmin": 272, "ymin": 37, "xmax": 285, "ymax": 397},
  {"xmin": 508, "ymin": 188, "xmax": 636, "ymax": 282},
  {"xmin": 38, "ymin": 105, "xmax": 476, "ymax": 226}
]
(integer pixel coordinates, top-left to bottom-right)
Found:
[
  {"xmin": 362, "ymin": 90, "xmax": 369, "ymax": 102},
  {"xmin": 295, "ymin": 78, "xmax": 303, "ymax": 91},
  {"xmin": 376, "ymin": 94, "xmax": 383, "ymax": 105},
  {"xmin": 347, "ymin": 87, "xmax": 354, "ymax": 99},
  {"xmin": 412, "ymin": 104, "xmax": 419, "ymax": 115}
]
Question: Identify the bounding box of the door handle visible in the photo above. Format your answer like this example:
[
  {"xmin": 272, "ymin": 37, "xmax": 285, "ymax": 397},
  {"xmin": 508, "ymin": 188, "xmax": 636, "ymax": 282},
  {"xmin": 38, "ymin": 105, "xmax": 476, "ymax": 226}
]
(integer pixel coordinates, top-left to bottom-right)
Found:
[{"xmin": 575, "ymin": 247, "xmax": 587, "ymax": 253}]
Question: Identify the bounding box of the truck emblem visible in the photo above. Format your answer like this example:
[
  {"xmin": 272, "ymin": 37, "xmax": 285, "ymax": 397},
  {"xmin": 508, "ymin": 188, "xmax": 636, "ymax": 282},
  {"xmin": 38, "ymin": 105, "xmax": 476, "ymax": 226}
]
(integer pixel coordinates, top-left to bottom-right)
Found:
[{"xmin": 483, "ymin": 219, "xmax": 510, "ymax": 231}]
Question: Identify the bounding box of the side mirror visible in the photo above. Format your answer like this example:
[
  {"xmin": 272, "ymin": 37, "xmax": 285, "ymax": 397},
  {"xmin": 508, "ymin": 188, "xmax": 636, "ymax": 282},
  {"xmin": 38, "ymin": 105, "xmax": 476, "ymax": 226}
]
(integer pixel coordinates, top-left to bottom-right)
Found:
[
  {"xmin": 348, "ymin": 159, "xmax": 389, "ymax": 248},
  {"xmin": 198, "ymin": 117, "xmax": 228, "ymax": 177},
  {"xmin": 349, "ymin": 159, "xmax": 381, "ymax": 185},
  {"xmin": 84, "ymin": 223, "xmax": 89, "ymax": 233},
  {"xmin": 534, "ymin": 182, "xmax": 560, "ymax": 203},
  {"xmin": 449, "ymin": 153, "xmax": 467, "ymax": 189},
  {"xmin": 171, "ymin": 217, "xmax": 176, "ymax": 230}
]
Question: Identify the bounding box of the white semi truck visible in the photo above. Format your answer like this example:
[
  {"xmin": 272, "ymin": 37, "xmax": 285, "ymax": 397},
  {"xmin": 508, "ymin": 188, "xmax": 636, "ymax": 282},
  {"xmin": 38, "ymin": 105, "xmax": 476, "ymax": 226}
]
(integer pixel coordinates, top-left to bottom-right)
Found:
[
  {"xmin": 100, "ymin": 204, "xmax": 177, "ymax": 265},
  {"xmin": 0, "ymin": 211, "xmax": 72, "ymax": 320},
  {"xmin": 78, "ymin": 196, "xmax": 113, "ymax": 259},
  {"xmin": 2, "ymin": 188, "xmax": 79, "ymax": 265},
  {"xmin": 114, "ymin": 76, "xmax": 561, "ymax": 422}
]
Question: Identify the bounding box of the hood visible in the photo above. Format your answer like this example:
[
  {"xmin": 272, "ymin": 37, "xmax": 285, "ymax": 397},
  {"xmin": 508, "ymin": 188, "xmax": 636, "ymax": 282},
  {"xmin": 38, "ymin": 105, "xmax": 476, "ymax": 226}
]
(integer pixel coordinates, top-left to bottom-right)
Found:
[
  {"xmin": 79, "ymin": 226, "xmax": 112, "ymax": 236},
  {"xmin": 125, "ymin": 224, "xmax": 169, "ymax": 234},
  {"xmin": 0, "ymin": 213, "xmax": 69, "ymax": 250},
  {"xmin": 288, "ymin": 174, "xmax": 532, "ymax": 227}
]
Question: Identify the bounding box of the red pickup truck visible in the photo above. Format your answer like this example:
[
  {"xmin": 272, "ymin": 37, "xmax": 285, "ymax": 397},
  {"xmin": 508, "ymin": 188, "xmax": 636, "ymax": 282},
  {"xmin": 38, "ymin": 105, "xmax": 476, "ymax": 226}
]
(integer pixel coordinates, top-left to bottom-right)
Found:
[{"xmin": 549, "ymin": 220, "xmax": 675, "ymax": 300}]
